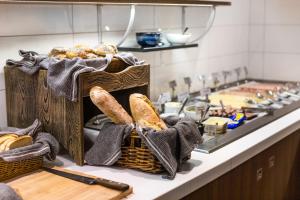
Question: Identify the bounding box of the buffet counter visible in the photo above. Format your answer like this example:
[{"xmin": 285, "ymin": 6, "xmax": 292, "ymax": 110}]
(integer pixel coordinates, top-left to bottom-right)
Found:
[{"xmin": 59, "ymin": 108, "xmax": 300, "ymax": 200}]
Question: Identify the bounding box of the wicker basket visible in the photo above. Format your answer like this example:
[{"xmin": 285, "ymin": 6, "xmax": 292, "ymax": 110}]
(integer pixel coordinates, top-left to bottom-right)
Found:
[
  {"xmin": 116, "ymin": 130, "xmax": 164, "ymax": 173},
  {"xmin": 0, "ymin": 156, "xmax": 43, "ymax": 181}
]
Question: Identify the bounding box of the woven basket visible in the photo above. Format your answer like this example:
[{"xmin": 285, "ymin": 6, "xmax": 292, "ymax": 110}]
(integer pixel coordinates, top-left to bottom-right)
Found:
[
  {"xmin": 116, "ymin": 130, "xmax": 164, "ymax": 173},
  {"xmin": 0, "ymin": 156, "xmax": 43, "ymax": 181}
]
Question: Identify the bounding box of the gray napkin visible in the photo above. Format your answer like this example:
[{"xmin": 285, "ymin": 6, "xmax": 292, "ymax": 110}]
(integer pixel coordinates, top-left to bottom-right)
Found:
[
  {"xmin": 0, "ymin": 120, "xmax": 59, "ymax": 162},
  {"xmin": 0, "ymin": 184, "xmax": 23, "ymax": 200},
  {"xmin": 6, "ymin": 50, "xmax": 144, "ymax": 102},
  {"xmin": 137, "ymin": 116, "xmax": 203, "ymax": 179},
  {"xmin": 85, "ymin": 122, "xmax": 134, "ymax": 166}
]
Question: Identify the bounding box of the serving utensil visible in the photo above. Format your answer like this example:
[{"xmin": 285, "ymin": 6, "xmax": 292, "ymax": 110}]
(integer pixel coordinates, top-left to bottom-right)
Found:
[
  {"xmin": 182, "ymin": 27, "xmax": 189, "ymax": 35},
  {"xmin": 169, "ymin": 80, "xmax": 177, "ymax": 101},
  {"xmin": 234, "ymin": 67, "xmax": 242, "ymax": 86},
  {"xmin": 184, "ymin": 77, "xmax": 192, "ymax": 94},
  {"xmin": 178, "ymin": 96, "xmax": 189, "ymax": 115}
]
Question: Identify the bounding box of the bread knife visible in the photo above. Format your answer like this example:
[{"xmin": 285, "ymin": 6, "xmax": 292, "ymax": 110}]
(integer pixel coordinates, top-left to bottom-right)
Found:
[{"xmin": 42, "ymin": 167, "xmax": 129, "ymax": 191}]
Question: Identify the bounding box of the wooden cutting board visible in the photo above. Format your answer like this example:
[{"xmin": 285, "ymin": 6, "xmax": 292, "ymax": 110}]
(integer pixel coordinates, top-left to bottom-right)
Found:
[{"xmin": 5, "ymin": 168, "xmax": 132, "ymax": 200}]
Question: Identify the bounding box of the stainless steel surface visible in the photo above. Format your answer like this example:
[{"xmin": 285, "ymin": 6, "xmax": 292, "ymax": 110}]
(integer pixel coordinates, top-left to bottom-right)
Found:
[{"xmin": 194, "ymin": 79, "xmax": 300, "ymax": 153}]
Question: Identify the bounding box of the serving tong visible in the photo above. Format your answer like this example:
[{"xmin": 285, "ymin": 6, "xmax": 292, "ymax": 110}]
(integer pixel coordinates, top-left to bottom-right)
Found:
[
  {"xmin": 222, "ymin": 70, "xmax": 232, "ymax": 88},
  {"xmin": 169, "ymin": 80, "xmax": 177, "ymax": 101}
]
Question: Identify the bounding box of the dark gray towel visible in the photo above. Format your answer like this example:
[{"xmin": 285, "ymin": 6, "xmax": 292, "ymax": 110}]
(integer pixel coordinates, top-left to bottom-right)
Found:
[
  {"xmin": 137, "ymin": 116, "xmax": 203, "ymax": 179},
  {"xmin": 0, "ymin": 184, "xmax": 23, "ymax": 200},
  {"xmin": 6, "ymin": 50, "xmax": 144, "ymax": 101},
  {"xmin": 85, "ymin": 122, "xmax": 134, "ymax": 166},
  {"xmin": 6, "ymin": 50, "xmax": 46, "ymax": 75},
  {"xmin": 0, "ymin": 121, "xmax": 59, "ymax": 162},
  {"xmin": 84, "ymin": 117, "xmax": 203, "ymax": 179},
  {"xmin": 0, "ymin": 119, "xmax": 42, "ymax": 137}
]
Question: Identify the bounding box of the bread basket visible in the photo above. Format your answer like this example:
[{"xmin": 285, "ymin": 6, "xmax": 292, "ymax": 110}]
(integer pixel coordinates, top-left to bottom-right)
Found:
[
  {"xmin": 0, "ymin": 127, "xmax": 43, "ymax": 181},
  {"xmin": 0, "ymin": 156, "xmax": 43, "ymax": 181},
  {"xmin": 116, "ymin": 130, "xmax": 164, "ymax": 173}
]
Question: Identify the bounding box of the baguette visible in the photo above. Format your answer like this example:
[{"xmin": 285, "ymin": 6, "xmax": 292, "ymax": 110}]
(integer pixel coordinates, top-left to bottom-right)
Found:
[
  {"xmin": 90, "ymin": 86, "xmax": 133, "ymax": 125},
  {"xmin": 129, "ymin": 93, "xmax": 167, "ymax": 131}
]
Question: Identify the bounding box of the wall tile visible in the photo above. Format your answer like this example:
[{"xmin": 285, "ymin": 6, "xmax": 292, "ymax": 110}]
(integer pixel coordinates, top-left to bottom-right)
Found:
[
  {"xmin": 250, "ymin": 0, "xmax": 265, "ymax": 25},
  {"xmin": 249, "ymin": 25, "xmax": 265, "ymax": 52},
  {"xmin": 248, "ymin": 52, "xmax": 264, "ymax": 79},
  {"xmin": 207, "ymin": 53, "xmax": 249, "ymax": 84},
  {"xmin": 154, "ymin": 6, "xmax": 182, "ymax": 29},
  {"xmin": 0, "ymin": 90, "xmax": 7, "ymax": 127},
  {"xmin": 265, "ymin": 0, "xmax": 300, "ymax": 25},
  {"xmin": 73, "ymin": 5, "xmax": 98, "ymax": 33},
  {"xmin": 185, "ymin": 7, "xmax": 211, "ymax": 28},
  {"xmin": 134, "ymin": 52, "xmax": 159, "ymax": 67},
  {"xmin": 265, "ymin": 25, "xmax": 300, "ymax": 53},
  {"xmin": 73, "ymin": 33, "xmax": 99, "ymax": 47},
  {"xmin": 0, "ymin": 4, "xmax": 72, "ymax": 36},
  {"xmin": 264, "ymin": 53, "xmax": 300, "ymax": 81},
  {"xmin": 208, "ymin": 25, "xmax": 249, "ymax": 57},
  {"xmin": 214, "ymin": 0, "xmax": 250, "ymax": 26},
  {"xmin": 102, "ymin": 31, "xmax": 137, "ymax": 47},
  {"xmin": 160, "ymin": 48, "xmax": 199, "ymax": 66}
]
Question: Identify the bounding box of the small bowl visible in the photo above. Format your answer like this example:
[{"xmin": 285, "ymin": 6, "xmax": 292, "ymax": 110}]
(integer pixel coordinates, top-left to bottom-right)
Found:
[
  {"xmin": 164, "ymin": 102, "xmax": 182, "ymax": 114},
  {"xmin": 184, "ymin": 102, "xmax": 208, "ymax": 121},
  {"xmin": 165, "ymin": 33, "xmax": 192, "ymax": 45},
  {"xmin": 136, "ymin": 32, "xmax": 161, "ymax": 47}
]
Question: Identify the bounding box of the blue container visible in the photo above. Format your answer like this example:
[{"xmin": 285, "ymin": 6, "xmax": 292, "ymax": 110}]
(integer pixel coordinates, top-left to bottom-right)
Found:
[{"xmin": 136, "ymin": 32, "xmax": 161, "ymax": 47}]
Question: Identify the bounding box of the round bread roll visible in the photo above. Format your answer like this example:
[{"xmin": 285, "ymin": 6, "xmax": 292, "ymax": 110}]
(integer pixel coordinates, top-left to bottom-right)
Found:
[
  {"xmin": 90, "ymin": 86, "xmax": 133, "ymax": 125},
  {"xmin": 93, "ymin": 44, "xmax": 118, "ymax": 56},
  {"xmin": 129, "ymin": 93, "xmax": 167, "ymax": 131}
]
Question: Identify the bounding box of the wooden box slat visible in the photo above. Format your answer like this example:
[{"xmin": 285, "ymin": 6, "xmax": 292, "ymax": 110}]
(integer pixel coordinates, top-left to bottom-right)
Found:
[{"xmin": 81, "ymin": 65, "xmax": 150, "ymax": 97}]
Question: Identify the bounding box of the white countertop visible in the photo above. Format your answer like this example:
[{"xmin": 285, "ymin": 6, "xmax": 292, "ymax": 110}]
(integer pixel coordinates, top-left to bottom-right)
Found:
[{"xmin": 58, "ymin": 108, "xmax": 300, "ymax": 200}]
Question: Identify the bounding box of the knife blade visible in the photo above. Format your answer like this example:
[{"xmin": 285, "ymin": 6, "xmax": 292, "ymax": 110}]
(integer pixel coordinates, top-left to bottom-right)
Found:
[{"xmin": 42, "ymin": 167, "xmax": 130, "ymax": 191}]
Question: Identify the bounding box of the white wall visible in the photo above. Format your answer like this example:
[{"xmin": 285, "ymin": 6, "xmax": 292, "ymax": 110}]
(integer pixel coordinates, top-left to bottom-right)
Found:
[
  {"xmin": 0, "ymin": 0, "xmax": 250, "ymax": 127},
  {"xmin": 249, "ymin": 0, "xmax": 300, "ymax": 81}
]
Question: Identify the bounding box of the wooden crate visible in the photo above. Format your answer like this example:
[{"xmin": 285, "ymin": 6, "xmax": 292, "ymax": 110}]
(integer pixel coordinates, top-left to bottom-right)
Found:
[{"xmin": 4, "ymin": 59, "xmax": 150, "ymax": 165}]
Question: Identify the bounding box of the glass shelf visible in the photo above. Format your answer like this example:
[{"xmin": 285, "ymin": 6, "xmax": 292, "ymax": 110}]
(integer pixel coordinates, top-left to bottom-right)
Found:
[{"xmin": 118, "ymin": 43, "xmax": 198, "ymax": 52}]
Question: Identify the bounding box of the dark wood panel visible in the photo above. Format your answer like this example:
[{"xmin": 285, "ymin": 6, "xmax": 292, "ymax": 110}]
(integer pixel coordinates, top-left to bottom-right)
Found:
[
  {"xmin": 5, "ymin": 67, "xmax": 37, "ymax": 128},
  {"xmin": 181, "ymin": 131, "xmax": 300, "ymax": 200},
  {"xmin": 0, "ymin": 0, "xmax": 232, "ymax": 6},
  {"xmin": 80, "ymin": 65, "xmax": 150, "ymax": 97}
]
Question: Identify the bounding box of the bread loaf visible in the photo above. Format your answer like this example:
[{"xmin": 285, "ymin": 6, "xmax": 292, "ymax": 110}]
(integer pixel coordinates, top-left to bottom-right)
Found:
[
  {"xmin": 90, "ymin": 86, "xmax": 133, "ymax": 125},
  {"xmin": 6, "ymin": 135, "xmax": 33, "ymax": 151},
  {"xmin": 0, "ymin": 134, "xmax": 33, "ymax": 152},
  {"xmin": 129, "ymin": 93, "xmax": 167, "ymax": 131}
]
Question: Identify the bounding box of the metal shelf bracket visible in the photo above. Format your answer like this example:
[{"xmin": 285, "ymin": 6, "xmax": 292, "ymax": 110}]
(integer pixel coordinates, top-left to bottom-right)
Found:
[
  {"xmin": 189, "ymin": 5, "xmax": 216, "ymax": 44},
  {"xmin": 117, "ymin": 4, "xmax": 136, "ymax": 47}
]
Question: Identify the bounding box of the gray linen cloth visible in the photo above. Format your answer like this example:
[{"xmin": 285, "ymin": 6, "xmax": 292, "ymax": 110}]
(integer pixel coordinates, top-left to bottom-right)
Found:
[
  {"xmin": 0, "ymin": 184, "xmax": 23, "ymax": 200},
  {"xmin": 0, "ymin": 120, "xmax": 59, "ymax": 162},
  {"xmin": 6, "ymin": 50, "xmax": 144, "ymax": 101},
  {"xmin": 85, "ymin": 117, "xmax": 203, "ymax": 179},
  {"xmin": 85, "ymin": 123, "xmax": 134, "ymax": 166}
]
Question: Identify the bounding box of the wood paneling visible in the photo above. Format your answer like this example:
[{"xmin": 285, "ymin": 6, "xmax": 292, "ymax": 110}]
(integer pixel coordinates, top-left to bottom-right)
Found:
[{"xmin": 182, "ymin": 131, "xmax": 300, "ymax": 200}]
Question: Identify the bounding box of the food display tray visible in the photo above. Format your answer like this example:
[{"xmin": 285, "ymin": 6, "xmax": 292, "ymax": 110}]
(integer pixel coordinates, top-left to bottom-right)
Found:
[{"xmin": 194, "ymin": 79, "xmax": 300, "ymax": 153}]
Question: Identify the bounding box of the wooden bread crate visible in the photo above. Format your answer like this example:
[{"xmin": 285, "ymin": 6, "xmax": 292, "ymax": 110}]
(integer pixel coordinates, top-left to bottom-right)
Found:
[{"xmin": 5, "ymin": 59, "xmax": 150, "ymax": 166}]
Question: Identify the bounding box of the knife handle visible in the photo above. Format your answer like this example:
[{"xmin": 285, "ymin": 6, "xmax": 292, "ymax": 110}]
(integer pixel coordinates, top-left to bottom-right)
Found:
[{"xmin": 96, "ymin": 178, "xmax": 130, "ymax": 191}]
